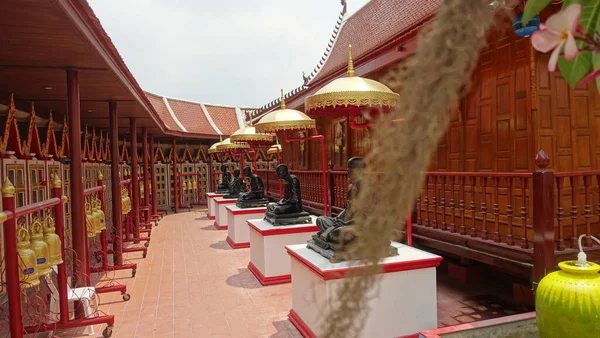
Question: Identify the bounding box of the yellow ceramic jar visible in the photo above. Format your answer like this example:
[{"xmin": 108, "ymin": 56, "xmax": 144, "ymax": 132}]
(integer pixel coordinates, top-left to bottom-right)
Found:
[{"xmin": 536, "ymin": 260, "xmax": 600, "ymax": 337}]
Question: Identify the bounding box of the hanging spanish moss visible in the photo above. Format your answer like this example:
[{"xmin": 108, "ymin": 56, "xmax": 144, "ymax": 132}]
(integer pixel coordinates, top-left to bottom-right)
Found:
[{"xmin": 320, "ymin": 1, "xmax": 506, "ymax": 337}]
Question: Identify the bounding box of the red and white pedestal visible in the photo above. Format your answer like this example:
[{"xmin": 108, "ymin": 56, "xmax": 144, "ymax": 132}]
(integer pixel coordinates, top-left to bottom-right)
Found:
[
  {"xmin": 247, "ymin": 218, "xmax": 318, "ymax": 286},
  {"xmin": 286, "ymin": 242, "xmax": 442, "ymax": 338},
  {"xmin": 225, "ymin": 205, "xmax": 267, "ymax": 249},
  {"xmin": 214, "ymin": 197, "xmax": 236, "ymax": 230},
  {"xmin": 206, "ymin": 193, "xmax": 224, "ymax": 220}
]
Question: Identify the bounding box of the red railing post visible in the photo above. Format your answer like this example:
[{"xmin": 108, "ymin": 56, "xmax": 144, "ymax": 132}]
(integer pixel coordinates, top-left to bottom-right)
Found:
[
  {"xmin": 51, "ymin": 172, "xmax": 69, "ymax": 325},
  {"xmin": 2, "ymin": 179, "xmax": 23, "ymax": 338},
  {"xmin": 532, "ymin": 150, "xmax": 555, "ymax": 289},
  {"xmin": 97, "ymin": 172, "xmax": 109, "ymax": 271}
]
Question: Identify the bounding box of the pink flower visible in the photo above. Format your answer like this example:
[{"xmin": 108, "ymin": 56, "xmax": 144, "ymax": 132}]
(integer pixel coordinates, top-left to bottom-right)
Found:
[{"xmin": 531, "ymin": 4, "xmax": 582, "ymax": 72}]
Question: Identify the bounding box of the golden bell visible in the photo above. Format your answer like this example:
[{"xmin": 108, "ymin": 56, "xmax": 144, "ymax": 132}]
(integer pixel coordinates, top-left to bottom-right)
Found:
[
  {"xmin": 182, "ymin": 180, "xmax": 188, "ymax": 191},
  {"xmin": 94, "ymin": 198, "xmax": 106, "ymax": 232},
  {"xmin": 17, "ymin": 227, "xmax": 40, "ymax": 289},
  {"xmin": 43, "ymin": 215, "xmax": 63, "ymax": 265},
  {"xmin": 192, "ymin": 180, "xmax": 198, "ymax": 190},
  {"xmin": 140, "ymin": 184, "xmax": 144, "ymax": 195},
  {"xmin": 91, "ymin": 199, "xmax": 102, "ymax": 234},
  {"xmin": 29, "ymin": 218, "xmax": 52, "ymax": 276},
  {"xmin": 85, "ymin": 202, "xmax": 96, "ymax": 238}
]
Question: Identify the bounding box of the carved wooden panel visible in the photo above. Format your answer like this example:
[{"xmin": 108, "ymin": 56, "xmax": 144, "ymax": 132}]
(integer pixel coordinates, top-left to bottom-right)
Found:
[{"xmin": 155, "ymin": 163, "xmax": 169, "ymax": 208}]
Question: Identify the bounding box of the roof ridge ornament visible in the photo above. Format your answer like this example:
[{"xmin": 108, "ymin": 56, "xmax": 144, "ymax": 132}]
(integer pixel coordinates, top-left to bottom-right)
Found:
[
  {"xmin": 280, "ymin": 89, "xmax": 286, "ymax": 110},
  {"xmin": 347, "ymin": 44, "xmax": 355, "ymax": 77}
]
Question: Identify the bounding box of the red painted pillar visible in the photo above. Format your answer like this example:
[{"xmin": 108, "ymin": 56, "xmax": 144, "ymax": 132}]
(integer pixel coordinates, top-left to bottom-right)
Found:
[
  {"xmin": 2, "ymin": 181, "xmax": 23, "ymax": 338},
  {"xmin": 173, "ymin": 139, "xmax": 179, "ymax": 213},
  {"xmin": 109, "ymin": 102, "xmax": 123, "ymax": 266},
  {"xmin": 66, "ymin": 69, "xmax": 88, "ymax": 287},
  {"xmin": 130, "ymin": 118, "xmax": 140, "ymax": 238},
  {"xmin": 52, "ymin": 174, "xmax": 69, "ymax": 324},
  {"xmin": 142, "ymin": 128, "xmax": 150, "ymax": 220},
  {"xmin": 149, "ymin": 134, "xmax": 157, "ymax": 216}
]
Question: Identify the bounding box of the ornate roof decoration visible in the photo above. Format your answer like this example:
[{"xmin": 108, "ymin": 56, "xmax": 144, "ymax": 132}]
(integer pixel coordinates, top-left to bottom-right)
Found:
[
  {"xmin": 181, "ymin": 144, "xmax": 194, "ymax": 163},
  {"xmin": 1, "ymin": 94, "xmax": 26, "ymax": 157},
  {"xmin": 155, "ymin": 142, "xmax": 166, "ymax": 163},
  {"xmin": 98, "ymin": 131, "xmax": 105, "ymax": 162},
  {"xmin": 42, "ymin": 112, "xmax": 60, "ymax": 160},
  {"xmin": 120, "ymin": 139, "xmax": 129, "ymax": 164},
  {"xmin": 58, "ymin": 116, "xmax": 69, "ymax": 159},
  {"xmin": 22, "ymin": 103, "xmax": 44, "ymax": 159}
]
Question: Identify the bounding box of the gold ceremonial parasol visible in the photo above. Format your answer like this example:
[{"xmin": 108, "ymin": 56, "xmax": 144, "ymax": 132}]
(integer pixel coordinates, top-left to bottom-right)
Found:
[
  {"xmin": 207, "ymin": 138, "xmax": 222, "ymax": 154},
  {"xmin": 230, "ymin": 125, "xmax": 273, "ymax": 145},
  {"xmin": 305, "ymin": 45, "xmax": 399, "ymax": 117},
  {"xmin": 266, "ymin": 144, "xmax": 282, "ymax": 155},
  {"xmin": 215, "ymin": 137, "xmax": 250, "ymax": 152},
  {"xmin": 254, "ymin": 90, "xmax": 316, "ymax": 133}
]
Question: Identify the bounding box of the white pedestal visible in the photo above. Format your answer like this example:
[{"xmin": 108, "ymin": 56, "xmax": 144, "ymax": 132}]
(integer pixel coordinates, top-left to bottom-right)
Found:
[
  {"xmin": 247, "ymin": 218, "xmax": 318, "ymax": 286},
  {"xmin": 214, "ymin": 197, "xmax": 236, "ymax": 230},
  {"xmin": 286, "ymin": 242, "xmax": 442, "ymax": 338},
  {"xmin": 206, "ymin": 193, "xmax": 223, "ymax": 220},
  {"xmin": 225, "ymin": 205, "xmax": 267, "ymax": 249}
]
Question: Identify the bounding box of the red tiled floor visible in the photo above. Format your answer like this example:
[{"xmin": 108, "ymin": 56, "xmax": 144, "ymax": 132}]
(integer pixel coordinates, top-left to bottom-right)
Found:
[{"xmin": 48, "ymin": 209, "xmax": 529, "ymax": 337}]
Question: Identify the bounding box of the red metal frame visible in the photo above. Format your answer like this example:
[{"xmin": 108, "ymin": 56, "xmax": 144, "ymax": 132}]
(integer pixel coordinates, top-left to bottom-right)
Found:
[{"xmin": 284, "ymin": 133, "xmax": 329, "ymax": 216}]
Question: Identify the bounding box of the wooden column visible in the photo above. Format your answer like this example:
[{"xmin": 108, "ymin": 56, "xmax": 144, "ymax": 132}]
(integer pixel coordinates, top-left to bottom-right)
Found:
[
  {"xmin": 130, "ymin": 118, "xmax": 140, "ymax": 238},
  {"xmin": 173, "ymin": 139, "xmax": 179, "ymax": 213},
  {"xmin": 533, "ymin": 150, "xmax": 555, "ymax": 289},
  {"xmin": 149, "ymin": 134, "xmax": 157, "ymax": 216},
  {"xmin": 142, "ymin": 128, "xmax": 150, "ymax": 208},
  {"xmin": 66, "ymin": 69, "xmax": 88, "ymax": 287},
  {"xmin": 109, "ymin": 102, "xmax": 123, "ymax": 265}
]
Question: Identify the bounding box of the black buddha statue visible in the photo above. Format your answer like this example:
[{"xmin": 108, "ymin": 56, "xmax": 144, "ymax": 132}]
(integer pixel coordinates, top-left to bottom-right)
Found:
[
  {"xmin": 236, "ymin": 166, "xmax": 268, "ymax": 208},
  {"xmin": 307, "ymin": 157, "xmax": 397, "ymax": 261},
  {"xmin": 215, "ymin": 165, "xmax": 232, "ymax": 194},
  {"xmin": 223, "ymin": 169, "xmax": 244, "ymax": 199},
  {"xmin": 264, "ymin": 164, "xmax": 311, "ymax": 226}
]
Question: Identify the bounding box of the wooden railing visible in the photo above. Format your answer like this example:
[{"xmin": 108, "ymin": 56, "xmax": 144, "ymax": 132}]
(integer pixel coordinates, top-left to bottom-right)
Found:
[{"xmin": 256, "ymin": 151, "xmax": 600, "ymax": 286}]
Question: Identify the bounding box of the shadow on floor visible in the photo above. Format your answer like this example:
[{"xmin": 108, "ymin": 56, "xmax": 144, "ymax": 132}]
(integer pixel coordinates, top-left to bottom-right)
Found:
[
  {"xmin": 226, "ymin": 268, "xmax": 263, "ymax": 290},
  {"xmin": 210, "ymin": 240, "xmax": 234, "ymax": 251},
  {"xmin": 200, "ymin": 224, "xmax": 219, "ymax": 231},
  {"xmin": 195, "ymin": 216, "xmax": 209, "ymax": 221},
  {"xmin": 270, "ymin": 319, "xmax": 302, "ymax": 338}
]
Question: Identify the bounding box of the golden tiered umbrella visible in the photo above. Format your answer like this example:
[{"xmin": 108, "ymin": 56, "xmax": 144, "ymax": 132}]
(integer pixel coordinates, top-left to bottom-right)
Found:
[
  {"xmin": 267, "ymin": 144, "xmax": 282, "ymax": 156},
  {"xmin": 255, "ymin": 91, "xmax": 330, "ymax": 215},
  {"xmin": 230, "ymin": 125, "xmax": 273, "ymax": 145},
  {"xmin": 305, "ymin": 45, "xmax": 400, "ymax": 128},
  {"xmin": 215, "ymin": 137, "xmax": 250, "ymax": 152}
]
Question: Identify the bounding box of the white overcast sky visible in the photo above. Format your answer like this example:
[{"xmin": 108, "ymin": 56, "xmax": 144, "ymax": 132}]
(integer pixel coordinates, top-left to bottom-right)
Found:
[{"xmin": 88, "ymin": 0, "xmax": 370, "ymax": 108}]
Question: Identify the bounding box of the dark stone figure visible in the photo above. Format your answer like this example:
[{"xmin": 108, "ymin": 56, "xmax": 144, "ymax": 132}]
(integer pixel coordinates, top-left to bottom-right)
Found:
[
  {"xmin": 236, "ymin": 166, "xmax": 268, "ymax": 208},
  {"xmin": 307, "ymin": 157, "xmax": 398, "ymax": 262},
  {"xmin": 223, "ymin": 169, "xmax": 244, "ymax": 199},
  {"xmin": 215, "ymin": 165, "xmax": 232, "ymax": 194},
  {"xmin": 264, "ymin": 164, "xmax": 311, "ymax": 226}
]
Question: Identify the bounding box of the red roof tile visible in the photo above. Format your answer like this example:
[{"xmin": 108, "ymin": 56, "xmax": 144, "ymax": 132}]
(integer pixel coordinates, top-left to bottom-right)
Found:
[
  {"xmin": 204, "ymin": 105, "xmax": 241, "ymax": 135},
  {"xmin": 165, "ymin": 99, "xmax": 218, "ymax": 135},
  {"xmin": 309, "ymin": 0, "xmax": 440, "ymax": 84},
  {"xmin": 145, "ymin": 92, "xmax": 183, "ymax": 132}
]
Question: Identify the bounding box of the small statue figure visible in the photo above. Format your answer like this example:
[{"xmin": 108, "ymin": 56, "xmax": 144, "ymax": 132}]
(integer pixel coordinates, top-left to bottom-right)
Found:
[
  {"xmin": 236, "ymin": 166, "xmax": 268, "ymax": 208},
  {"xmin": 215, "ymin": 165, "xmax": 232, "ymax": 194},
  {"xmin": 307, "ymin": 157, "xmax": 397, "ymax": 262},
  {"xmin": 223, "ymin": 169, "xmax": 243, "ymax": 199},
  {"xmin": 264, "ymin": 164, "xmax": 311, "ymax": 226}
]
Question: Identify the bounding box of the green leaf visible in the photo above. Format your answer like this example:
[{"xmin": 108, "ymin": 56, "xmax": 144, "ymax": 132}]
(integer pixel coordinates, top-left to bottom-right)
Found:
[
  {"xmin": 563, "ymin": 0, "xmax": 600, "ymax": 36},
  {"xmin": 593, "ymin": 53, "xmax": 600, "ymax": 93},
  {"xmin": 522, "ymin": 0, "xmax": 551, "ymax": 25},
  {"xmin": 558, "ymin": 52, "xmax": 593, "ymax": 86}
]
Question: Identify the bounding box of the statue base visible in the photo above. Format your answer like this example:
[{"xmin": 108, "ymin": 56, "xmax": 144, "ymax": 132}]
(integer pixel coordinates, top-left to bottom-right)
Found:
[
  {"xmin": 206, "ymin": 193, "xmax": 224, "ymax": 220},
  {"xmin": 286, "ymin": 242, "xmax": 442, "ymax": 338},
  {"xmin": 214, "ymin": 197, "xmax": 236, "ymax": 230},
  {"xmin": 222, "ymin": 194, "xmax": 240, "ymax": 199},
  {"xmin": 264, "ymin": 211, "xmax": 312, "ymax": 226},
  {"xmin": 236, "ymin": 198, "xmax": 269, "ymax": 208},
  {"xmin": 247, "ymin": 218, "xmax": 318, "ymax": 286},
  {"xmin": 307, "ymin": 236, "xmax": 399, "ymax": 262},
  {"xmin": 215, "ymin": 187, "xmax": 229, "ymax": 194},
  {"xmin": 225, "ymin": 205, "xmax": 267, "ymax": 249}
]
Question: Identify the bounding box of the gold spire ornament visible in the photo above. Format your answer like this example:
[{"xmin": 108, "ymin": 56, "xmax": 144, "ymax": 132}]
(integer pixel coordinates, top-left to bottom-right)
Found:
[
  {"xmin": 29, "ymin": 217, "xmax": 52, "ymax": 276},
  {"xmin": 304, "ymin": 44, "xmax": 399, "ymax": 114},
  {"xmin": 254, "ymin": 89, "xmax": 316, "ymax": 133},
  {"xmin": 43, "ymin": 214, "xmax": 63, "ymax": 265}
]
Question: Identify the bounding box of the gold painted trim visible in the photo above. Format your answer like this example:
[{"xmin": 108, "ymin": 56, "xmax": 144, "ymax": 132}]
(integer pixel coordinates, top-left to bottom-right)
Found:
[
  {"xmin": 305, "ymin": 90, "xmax": 399, "ymax": 112},
  {"xmin": 216, "ymin": 143, "xmax": 250, "ymax": 152},
  {"xmin": 230, "ymin": 134, "xmax": 273, "ymax": 143},
  {"xmin": 254, "ymin": 120, "xmax": 316, "ymax": 133}
]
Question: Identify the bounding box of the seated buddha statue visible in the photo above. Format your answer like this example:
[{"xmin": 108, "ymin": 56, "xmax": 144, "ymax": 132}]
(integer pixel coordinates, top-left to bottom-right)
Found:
[
  {"xmin": 307, "ymin": 157, "xmax": 397, "ymax": 262},
  {"xmin": 264, "ymin": 164, "xmax": 311, "ymax": 226},
  {"xmin": 215, "ymin": 165, "xmax": 232, "ymax": 194},
  {"xmin": 223, "ymin": 169, "xmax": 244, "ymax": 199},
  {"xmin": 236, "ymin": 166, "xmax": 268, "ymax": 208}
]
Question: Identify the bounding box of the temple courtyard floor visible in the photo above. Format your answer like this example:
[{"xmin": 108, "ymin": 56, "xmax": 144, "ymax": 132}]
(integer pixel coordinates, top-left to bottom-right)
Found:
[{"xmin": 56, "ymin": 208, "xmax": 531, "ymax": 338}]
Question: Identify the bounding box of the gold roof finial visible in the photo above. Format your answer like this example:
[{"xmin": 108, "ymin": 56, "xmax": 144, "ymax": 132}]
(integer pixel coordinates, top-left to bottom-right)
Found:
[
  {"xmin": 347, "ymin": 44, "xmax": 355, "ymax": 77},
  {"xmin": 280, "ymin": 89, "xmax": 286, "ymax": 110},
  {"xmin": 52, "ymin": 171, "xmax": 62, "ymax": 188},
  {"xmin": 219, "ymin": 134, "xmax": 223, "ymax": 142},
  {"xmin": 2, "ymin": 178, "xmax": 15, "ymax": 197}
]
